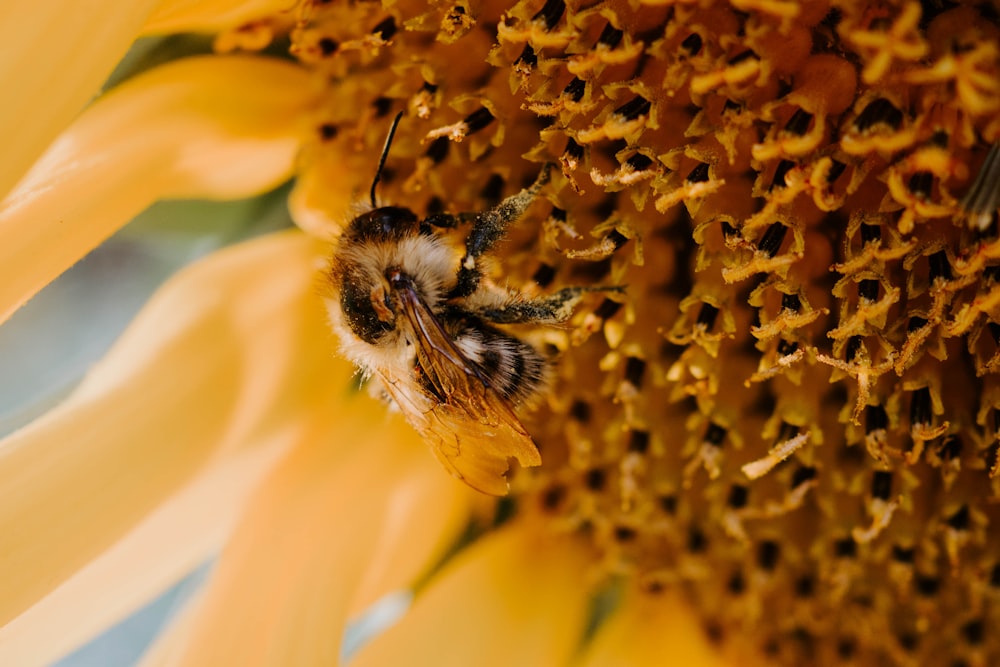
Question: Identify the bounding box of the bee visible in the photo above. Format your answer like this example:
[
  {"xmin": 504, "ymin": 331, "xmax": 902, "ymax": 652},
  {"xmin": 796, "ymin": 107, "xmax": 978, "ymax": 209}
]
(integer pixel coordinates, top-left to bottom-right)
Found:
[{"xmin": 325, "ymin": 112, "xmax": 609, "ymax": 494}]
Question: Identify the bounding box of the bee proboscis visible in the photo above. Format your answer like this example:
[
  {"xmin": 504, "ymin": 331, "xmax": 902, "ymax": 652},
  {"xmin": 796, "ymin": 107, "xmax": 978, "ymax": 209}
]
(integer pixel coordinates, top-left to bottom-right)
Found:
[{"xmin": 326, "ymin": 112, "xmax": 613, "ymax": 494}]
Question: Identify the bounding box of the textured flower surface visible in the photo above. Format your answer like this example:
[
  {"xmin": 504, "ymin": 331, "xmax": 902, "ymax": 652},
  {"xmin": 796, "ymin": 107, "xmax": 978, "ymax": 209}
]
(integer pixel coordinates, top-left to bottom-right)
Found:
[{"xmin": 1, "ymin": 1, "xmax": 999, "ymax": 666}]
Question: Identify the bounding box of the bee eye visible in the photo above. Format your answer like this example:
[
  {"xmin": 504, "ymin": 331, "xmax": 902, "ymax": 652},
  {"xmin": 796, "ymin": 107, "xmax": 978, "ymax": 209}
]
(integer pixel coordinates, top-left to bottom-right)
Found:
[
  {"xmin": 340, "ymin": 277, "xmax": 394, "ymax": 344},
  {"xmin": 349, "ymin": 206, "xmax": 418, "ymax": 241}
]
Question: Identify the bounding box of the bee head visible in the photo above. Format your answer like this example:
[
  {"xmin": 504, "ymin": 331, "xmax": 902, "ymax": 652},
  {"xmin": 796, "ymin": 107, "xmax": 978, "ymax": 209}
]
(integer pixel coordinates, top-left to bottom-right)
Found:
[
  {"xmin": 335, "ymin": 112, "xmax": 453, "ymax": 347},
  {"xmin": 347, "ymin": 206, "xmax": 420, "ymax": 242}
]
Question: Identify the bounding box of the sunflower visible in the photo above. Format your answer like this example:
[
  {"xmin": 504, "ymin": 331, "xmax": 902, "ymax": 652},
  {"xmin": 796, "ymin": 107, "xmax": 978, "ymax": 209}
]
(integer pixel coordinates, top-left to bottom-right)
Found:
[{"xmin": 2, "ymin": 0, "xmax": 999, "ymax": 665}]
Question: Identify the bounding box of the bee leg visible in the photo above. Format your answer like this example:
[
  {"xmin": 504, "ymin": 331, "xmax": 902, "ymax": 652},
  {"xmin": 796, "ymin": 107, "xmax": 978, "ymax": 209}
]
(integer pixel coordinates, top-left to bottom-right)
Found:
[
  {"xmin": 450, "ymin": 163, "xmax": 554, "ymax": 298},
  {"xmin": 959, "ymin": 142, "xmax": 999, "ymax": 230},
  {"xmin": 421, "ymin": 212, "xmax": 471, "ymax": 231},
  {"xmin": 473, "ymin": 286, "xmax": 623, "ymax": 324}
]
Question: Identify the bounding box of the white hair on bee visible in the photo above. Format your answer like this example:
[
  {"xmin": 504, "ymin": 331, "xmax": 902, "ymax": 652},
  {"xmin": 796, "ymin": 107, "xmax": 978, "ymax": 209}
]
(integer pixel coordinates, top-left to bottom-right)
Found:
[
  {"xmin": 450, "ymin": 324, "xmax": 548, "ymax": 404},
  {"xmin": 327, "ymin": 231, "xmax": 453, "ymax": 368}
]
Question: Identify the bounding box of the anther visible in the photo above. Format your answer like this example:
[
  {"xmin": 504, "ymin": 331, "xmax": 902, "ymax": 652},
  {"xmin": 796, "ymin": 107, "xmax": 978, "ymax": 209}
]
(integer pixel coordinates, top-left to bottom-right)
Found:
[
  {"xmin": 594, "ymin": 298, "xmax": 623, "ymax": 320},
  {"xmin": 696, "ymin": 302, "xmax": 719, "ymax": 329},
  {"xmin": 686, "ymin": 162, "xmax": 710, "ymax": 183},
  {"xmin": 858, "ymin": 279, "xmax": 879, "ymax": 302},
  {"xmin": 563, "ymin": 77, "xmax": 586, "ymax": 102},
  {"xmin": 426, "ymin": 136, "xmax": 450, "ymax": 163},
  {"xmin": 781, "ymin": 292, "xmax": 801, "ymax": 312},
  {"xmin": 318, "ymin": 123, "xmax": 337, "ymax": 140},
  {"xmin": 860, "ymin": 223, "xmax": 881, "ymax": 245},
  {"xmin": 479, "ymin": 173, "xmax": 505, "ymax": 205},
  {"xmin": 854, "ymin": 98, "xmax": 903, "ymax": 132},
  {"xmin": 915, "ymin": 574, "xmax": 939, "ymax": 596},
  {"xmin": 792, "ymin": 465, "xmax": 816, "ymax": 487},
  {"xmin": 962, "ymin": 620, "xmax": 984, "ymax": 645},
  {"xmin": 628, "ymin": 430, "xmax": 650, "ymax": 453},
  {"xmin": 705, "ymin": 422, "xmax": 727, "ymax": 446},
  {"xmin": 892, "ymin": 545, "xmax": 915, "ymax": 562},
  {"xmin": 515, "ymin": 44, "xmax": 537, "ymax": 68},
  {"xmin": 910, "ymin": 387, "xmax": 932, "ymax": 426},
  {"xmin": 463, "ymin": 107, "xmax": 495, "ymax": 134},
  {"xmin": 318, "ymin": 37, "xmax": 338, "ymax": 56},
  {"xmin": 532, "ymin": 263, "xmax": 556, "ymax": 287},
  {"xmin": 770, "ymin": 160, "xmax": 795, "ymax": 190},
  {"xmin": 584, "ymin": 467, "xmax": 606, "ymax": 491},
  {"xmin": 928, "ymin": 250, "xmax": 952, "ymax": 282},
  {"xmin": 681, "ymin": 32, "xmax": 703, "ymax": 56},
  {"xmin": 531, "ymin": 0, "xmax": 565, "ymax": 30},
  {"xmin": 865, "ymin": 404, "xmax": 888, "ymax": 433},
  {"xmin": 834, "ymin": 536, "xmax": 857, "ymax": 558},
  {"xmin": 626, "ymin": 154, "xmax": 653, "ymax": 171},
  {"xmin": 784, "ymin": 109, "xmax": 813, "ymax": 136},
  {"xmin": 372, "ymin": 16, "xmax": 397, "ymax": 40},
  {"xmin": 688, "ymin": 527, "xmax": 707, "ymax": 552},
  {"xmin": 728, "ymin": 570, "xmax": 745, "ymax": 594},
  {"xmin": 597, "ymin": 23, "xmax": 623, "ymax": 48},
  {"xmin": 845, "ymin": 336, "xmax": 864, "ymax": 362},
  {"xmin": 777, "ymin": 339, "xmax": 798, "ymax": 357},
  {"xmin": 564, "ymin": 138, "xmax": 584, "ymax": 161},
  {"xmin": 614, "ymin": 95, "xmax": 651, "ymax": 121},
  {"xmin": 569, "ymin": 399, "xmax": 591, "ymax": 422},
  {"xmin": 728, "ymin": 484, "xmax": 748, "ymax": 508},
  {"xmin": 826, "ymin": 159, "xmax": 847, "ymax": 183},
  {"xmin": 757, "ymin": 223, "xmax": 788, "ymax": 257},
  {"xmin": 908, "ymin": 171, "xmax": 933, "ymax": 198},
  {"xmin": 372, "ymin": 97, "xmax": 393, "ymax": 117},
  {"xmin": 871, "ymin": 470, "xmax": 893, "ymax": 500},
  {"xmin": 946, "ymin": 504, "xmax": 969, "ymax": 530},
  {"xmin": 624, "ymin": 356, "xmax": 646, "ymax": 388},
  {"xmin": 938, "ymin": 435, "xmax": 962, "ymax": 461},
  {"xmin": 728, "ymin": 49, "xmax": 757, "ymax": 65},
  {"xmin": 758, "ymin": 540, "xmax": 780, "ymax": 570},
  {"xmin": 607, "ymin": 229, "xmax": 629, "ymax": 250}
]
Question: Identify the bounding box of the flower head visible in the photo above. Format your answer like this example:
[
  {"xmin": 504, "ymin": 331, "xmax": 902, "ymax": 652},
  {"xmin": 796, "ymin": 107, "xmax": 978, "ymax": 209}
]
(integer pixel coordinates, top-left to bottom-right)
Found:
[{"xmin": 2, "ymin": 1, "xmax": 999, "ymax": 666}]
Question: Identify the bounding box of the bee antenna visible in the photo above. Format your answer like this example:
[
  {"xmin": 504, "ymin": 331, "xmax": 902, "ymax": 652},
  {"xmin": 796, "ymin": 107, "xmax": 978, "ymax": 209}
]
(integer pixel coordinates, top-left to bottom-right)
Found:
[{"xmin": 371, "ymin": 111, "xmax": 404, "ymax": 208}]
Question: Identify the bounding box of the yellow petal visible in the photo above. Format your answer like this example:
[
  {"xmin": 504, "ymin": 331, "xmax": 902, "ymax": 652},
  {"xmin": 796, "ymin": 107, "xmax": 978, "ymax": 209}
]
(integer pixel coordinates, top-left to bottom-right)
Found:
[
  {"xmin": 0, "ymin": 55, "xmax": 317, "ymax": 325},
  {"xmin": 0, "ymin": 230, "xmax": 338, "ymax": 626},
  {"xmin": 288, "ymin": 147, "xmax": 371, "ymax": 240},
  {"xmin": 348, "ymin": 455, "xmax": 476, "ymax": 616},
  {"xmin": 152, "ymin": 405, "xmax": 470, "ymax": 667},
  {"xmin": 144, "ymin": 0, "xmax": 290, "ymax": 34},
  {"xmin": 576, "ymin": 586, "xmax": 734, "ymax": 667},
  {"xmin": 351, "ymin": 523, "xmax": 593, "ymax": 667},
  {"xmin": 0, "ymin": 0, "xmax": 159, "ymax": 200},
  {"xmin": 0, "ymin": 427, "xmax": 293, "ymax": 667}
]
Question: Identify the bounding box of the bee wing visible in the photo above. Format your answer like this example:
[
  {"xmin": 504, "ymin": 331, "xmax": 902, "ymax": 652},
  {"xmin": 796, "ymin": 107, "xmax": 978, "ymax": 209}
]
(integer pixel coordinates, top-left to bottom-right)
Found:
[{"xmin": 387, "ymin": 283, "xmax": 542, "ymax": 495}]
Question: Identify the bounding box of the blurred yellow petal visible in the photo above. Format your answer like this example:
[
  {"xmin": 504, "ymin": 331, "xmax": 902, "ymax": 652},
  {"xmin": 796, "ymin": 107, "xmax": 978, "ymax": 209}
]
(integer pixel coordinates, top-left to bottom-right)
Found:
[
  {"xmin": 288, "ymin": 148, "xmax": 369, "ymax": 240},
  {"xmin": 0, "ymin": 230, "xmax": 336, "ymax": 626},
  {"xmin": 144, "ymin": 0, "xmax": 291, "ymax": 34},
  {"xmin": 0, "ymin": 427, "xmax": 294, "ymax": 667},
  {"xmin": 351, "ymin": 524, "xmax": 593, "ymax": 667},
  {"xmin": 154, "ymin": 405, "xmax": 470, "ymax": 667},
  {"xmin": 0, "ymin": 0, "xmax": 159, "ymax": 200},
  {"xmin": 0, "ymin": 55, "xmax": 317, "ymax": 325},
  {"xmin": 348, "ymin": 458, "xmax": 475, "ymax": 616},
  {"xmin": 577, "ymin": 587, "xmax": 733, "ymax": 667}
]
